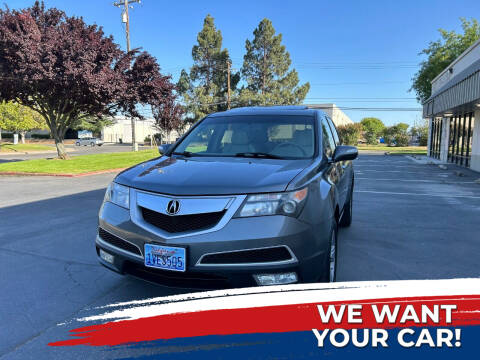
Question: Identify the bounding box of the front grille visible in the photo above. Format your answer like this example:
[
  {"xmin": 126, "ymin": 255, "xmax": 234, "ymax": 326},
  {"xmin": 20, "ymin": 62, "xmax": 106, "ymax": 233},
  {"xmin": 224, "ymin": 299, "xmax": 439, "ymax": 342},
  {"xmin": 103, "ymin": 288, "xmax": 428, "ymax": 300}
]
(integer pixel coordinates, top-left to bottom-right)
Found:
[
  {"xmin": 200, "ymin": 246, "xmax": 293, "ymax": 265},
  {"xmin": 141, "ymin": 207, "xmax": 226, "ymax": 233},
  {"xmin": 123, "ymin": 261, "xmax": 230, "ymax": 289},
  {"xmin": 98, "ymin": 228, "xmax": 142, "ymax": 256}
]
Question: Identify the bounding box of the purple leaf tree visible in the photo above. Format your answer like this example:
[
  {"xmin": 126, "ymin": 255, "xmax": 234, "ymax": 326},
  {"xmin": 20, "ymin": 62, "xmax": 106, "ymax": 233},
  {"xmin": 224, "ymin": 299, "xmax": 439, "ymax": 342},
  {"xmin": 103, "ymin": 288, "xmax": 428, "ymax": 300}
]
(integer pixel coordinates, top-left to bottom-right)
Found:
[{"xmin": 0, "ymin": 1, "xmax": 182, "ymax": 158}]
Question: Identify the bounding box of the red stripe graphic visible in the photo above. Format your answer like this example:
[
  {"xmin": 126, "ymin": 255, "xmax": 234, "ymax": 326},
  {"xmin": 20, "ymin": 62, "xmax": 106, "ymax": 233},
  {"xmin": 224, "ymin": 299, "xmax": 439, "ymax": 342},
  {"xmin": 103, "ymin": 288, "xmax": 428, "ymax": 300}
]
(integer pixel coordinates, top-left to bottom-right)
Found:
[{"xmin": 49, "ymin": 295, "xmax": 480, "ymax": 347}]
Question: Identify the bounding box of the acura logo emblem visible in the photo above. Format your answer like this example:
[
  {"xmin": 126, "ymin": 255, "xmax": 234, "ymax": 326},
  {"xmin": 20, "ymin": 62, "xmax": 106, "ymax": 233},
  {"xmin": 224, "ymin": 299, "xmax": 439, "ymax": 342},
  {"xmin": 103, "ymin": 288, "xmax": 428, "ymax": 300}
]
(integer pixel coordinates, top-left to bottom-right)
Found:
[{"xmin": 166, "ymin": 200, "xmax": 180, "ymax": 215}]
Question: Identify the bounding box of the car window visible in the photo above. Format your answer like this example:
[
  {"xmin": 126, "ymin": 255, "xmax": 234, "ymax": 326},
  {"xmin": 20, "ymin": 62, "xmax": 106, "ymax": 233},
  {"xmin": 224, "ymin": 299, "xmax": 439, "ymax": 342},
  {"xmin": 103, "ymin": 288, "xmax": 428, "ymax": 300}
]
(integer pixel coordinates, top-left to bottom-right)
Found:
[
  {"xmin": 174, "ymin": 115, "xmax": 315, "ymax": 159},
  {"xmin": 321, "ymin": 118, "xmax": 336, "ymax": 158},
  {"xmin": 326, "ymin": 117, "xmax": 340, "ymax": 145},
  {"xmin": 183, "ymin": 124, "xmax": 216, "ymax": 153}
]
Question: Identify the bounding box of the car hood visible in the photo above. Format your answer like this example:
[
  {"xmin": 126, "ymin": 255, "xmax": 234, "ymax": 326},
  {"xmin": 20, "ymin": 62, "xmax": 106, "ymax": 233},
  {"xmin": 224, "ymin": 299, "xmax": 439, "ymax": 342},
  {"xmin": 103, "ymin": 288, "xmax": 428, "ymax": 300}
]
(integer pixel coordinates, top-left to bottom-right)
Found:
[{"xmin": 115, "ymin": 156, "xmax": 313, "ymax": 195}]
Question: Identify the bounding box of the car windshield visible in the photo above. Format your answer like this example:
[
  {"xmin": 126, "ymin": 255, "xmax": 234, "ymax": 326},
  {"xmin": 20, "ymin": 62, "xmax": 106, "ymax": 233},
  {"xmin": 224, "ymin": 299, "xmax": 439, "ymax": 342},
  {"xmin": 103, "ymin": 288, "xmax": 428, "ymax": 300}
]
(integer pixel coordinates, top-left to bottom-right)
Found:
[{"xmin": 173, "ymin": 115, "xmax": 315, "ymax": 159}]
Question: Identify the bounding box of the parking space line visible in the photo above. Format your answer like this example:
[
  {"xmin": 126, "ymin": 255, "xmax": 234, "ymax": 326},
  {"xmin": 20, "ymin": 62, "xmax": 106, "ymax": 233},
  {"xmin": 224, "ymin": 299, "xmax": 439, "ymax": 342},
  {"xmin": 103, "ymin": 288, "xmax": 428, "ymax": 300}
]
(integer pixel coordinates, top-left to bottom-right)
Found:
[
  {"xmin": 356, "ymin": 178, "xmax": 476, "ymax": 184},
  {"xmin": 356, "ymin": 170, "xmax": 450, "ymax": 174},
  {"xmin": 355, "ymin": 165, "xmax": 429, "ymax": 169},
  {"xmin": 355, "ymin": 190, "xmax": 480, "ymax": 199}
]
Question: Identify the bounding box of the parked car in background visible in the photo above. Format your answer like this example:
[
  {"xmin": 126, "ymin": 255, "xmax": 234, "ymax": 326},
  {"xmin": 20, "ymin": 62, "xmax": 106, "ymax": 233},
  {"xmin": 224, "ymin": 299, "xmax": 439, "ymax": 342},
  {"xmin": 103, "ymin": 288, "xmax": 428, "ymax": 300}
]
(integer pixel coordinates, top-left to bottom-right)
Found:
[
  {"xmin": 75, "ymin": 137, "xmax": 103, "ymax": 146},
  {"xmin": 96, "ymin": 106, "xmax": 358, "ymax": 288}
]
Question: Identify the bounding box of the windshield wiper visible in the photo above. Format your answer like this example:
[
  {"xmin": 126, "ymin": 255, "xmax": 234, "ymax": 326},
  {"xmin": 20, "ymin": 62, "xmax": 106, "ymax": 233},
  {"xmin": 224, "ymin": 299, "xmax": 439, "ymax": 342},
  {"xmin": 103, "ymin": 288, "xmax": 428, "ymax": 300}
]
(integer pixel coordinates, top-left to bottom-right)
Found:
[
  {"xmin": 234, "ymin": 152, "xmax": 283, "ymax": 159},
  {"xmin": 172, "ymin": 151, "xmax": 194, "ymax": 157}
]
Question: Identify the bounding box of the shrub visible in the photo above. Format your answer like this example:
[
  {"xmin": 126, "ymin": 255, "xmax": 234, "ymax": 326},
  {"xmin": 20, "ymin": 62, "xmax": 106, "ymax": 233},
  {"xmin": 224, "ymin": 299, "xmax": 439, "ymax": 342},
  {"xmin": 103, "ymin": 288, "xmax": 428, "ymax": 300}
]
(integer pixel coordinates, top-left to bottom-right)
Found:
[
  {"xmin": 336, "ymin": 123, "xmax": 363, "ymax": 145},
  {"xmin": 383, "ymin": 123, "xmax": 410, "ymax": 147},
  {"xmin": 360, "ymin": 117, "xmax": 385, "ymax": 145}
]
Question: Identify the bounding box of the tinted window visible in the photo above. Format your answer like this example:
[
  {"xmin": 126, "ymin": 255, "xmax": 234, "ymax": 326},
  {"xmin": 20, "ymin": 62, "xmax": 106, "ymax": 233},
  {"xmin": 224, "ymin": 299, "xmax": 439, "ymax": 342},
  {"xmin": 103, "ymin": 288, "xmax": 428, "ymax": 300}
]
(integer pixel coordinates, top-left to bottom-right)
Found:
[
  {"xmin": 321, "ymin": 118, "xmax": 336, "ymax": 158},
  {"xmin": 326, "ymin": 117, "xmax": 340, "ymax": 145},
  {"xmin": 174, "ymin": 115, "xmax": 316, "ymax": 159}
]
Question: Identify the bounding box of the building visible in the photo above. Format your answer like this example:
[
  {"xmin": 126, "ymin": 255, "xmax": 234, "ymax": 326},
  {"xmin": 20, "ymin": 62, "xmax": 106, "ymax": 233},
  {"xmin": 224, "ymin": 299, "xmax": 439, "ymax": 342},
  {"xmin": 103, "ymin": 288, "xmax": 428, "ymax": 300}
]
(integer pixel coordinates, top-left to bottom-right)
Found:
[
  {"xmin": 423, "ymin": 38, "xmax": 480, "ymax": 172},
  {"xmin": 305, "ymin": 104, "xmax": 353, "ymax": 127},
  {"xmin": 101, "ymin": 116, "xmax": 186, "ymax": 144}
]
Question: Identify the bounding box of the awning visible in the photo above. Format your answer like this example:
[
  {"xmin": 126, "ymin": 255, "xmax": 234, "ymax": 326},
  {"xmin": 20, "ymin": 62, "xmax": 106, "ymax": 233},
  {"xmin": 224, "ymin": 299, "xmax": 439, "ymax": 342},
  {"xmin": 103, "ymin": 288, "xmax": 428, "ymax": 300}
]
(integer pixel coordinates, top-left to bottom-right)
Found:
[{"xmin": 423, "ymin": 58, "xmax": 480, "ymax": 117}]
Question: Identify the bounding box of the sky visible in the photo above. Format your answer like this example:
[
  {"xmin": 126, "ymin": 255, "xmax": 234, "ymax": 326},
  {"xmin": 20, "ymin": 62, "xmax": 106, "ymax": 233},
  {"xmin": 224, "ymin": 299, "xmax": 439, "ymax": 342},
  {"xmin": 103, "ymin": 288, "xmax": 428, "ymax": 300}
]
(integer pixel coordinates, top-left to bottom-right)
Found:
[{"xmin": 6, "ymin": 0, "xmax": 480, "ymax": 126}]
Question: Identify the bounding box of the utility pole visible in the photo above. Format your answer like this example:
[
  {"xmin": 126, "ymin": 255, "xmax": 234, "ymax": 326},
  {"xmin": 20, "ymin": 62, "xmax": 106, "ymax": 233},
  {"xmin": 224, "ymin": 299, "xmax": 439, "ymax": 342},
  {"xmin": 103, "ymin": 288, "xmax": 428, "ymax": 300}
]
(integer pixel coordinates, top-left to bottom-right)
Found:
[
  {"xmin": 227, "ymin": 60, "xmax": 231, "ymax": 110},
  {"xmin": 114, "ymin": 0, "xmax": 141, "ymax": 151}
]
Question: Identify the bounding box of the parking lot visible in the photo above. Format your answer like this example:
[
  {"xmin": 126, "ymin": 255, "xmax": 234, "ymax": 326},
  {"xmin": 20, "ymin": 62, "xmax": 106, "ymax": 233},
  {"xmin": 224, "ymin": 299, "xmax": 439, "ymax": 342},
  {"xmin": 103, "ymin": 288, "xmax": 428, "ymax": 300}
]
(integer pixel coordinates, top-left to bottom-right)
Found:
[{"xmin": 1, "ymin": 153, "xmax": 480, "ymax": 359}]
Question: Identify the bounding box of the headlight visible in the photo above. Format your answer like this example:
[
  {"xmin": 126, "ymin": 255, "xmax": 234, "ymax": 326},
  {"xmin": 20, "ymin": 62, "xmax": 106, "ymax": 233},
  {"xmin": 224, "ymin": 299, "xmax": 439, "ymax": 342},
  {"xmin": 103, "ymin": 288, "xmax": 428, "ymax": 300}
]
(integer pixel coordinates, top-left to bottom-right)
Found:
[
  {"xmin": 235, "ymin": 188, "xmax": 308, "ymax": 218},
  {"xmin": 104, "ymin": 182, "xmax": 130, "ymax": 209}
]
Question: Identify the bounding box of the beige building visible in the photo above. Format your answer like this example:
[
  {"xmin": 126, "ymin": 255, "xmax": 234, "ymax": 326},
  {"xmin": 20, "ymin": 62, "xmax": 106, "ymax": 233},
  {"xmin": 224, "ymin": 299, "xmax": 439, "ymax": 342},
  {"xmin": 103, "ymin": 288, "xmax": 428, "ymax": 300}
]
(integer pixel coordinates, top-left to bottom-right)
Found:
[
  {"xmin": 101, "ymin": 116, "xmax": 186, "ymax": 144},
  {"xmin": 305, "ymin": 104, "xmax": 353, "ymax": 127}
]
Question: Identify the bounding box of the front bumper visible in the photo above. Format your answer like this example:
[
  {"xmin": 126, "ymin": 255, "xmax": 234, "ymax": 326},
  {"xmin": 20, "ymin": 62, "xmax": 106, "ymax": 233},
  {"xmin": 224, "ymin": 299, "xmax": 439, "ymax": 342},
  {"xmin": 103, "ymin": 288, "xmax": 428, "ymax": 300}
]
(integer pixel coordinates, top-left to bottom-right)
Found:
[{"xmin": 96, "ymin": 191, "xmax": 330, "ymax": 289}]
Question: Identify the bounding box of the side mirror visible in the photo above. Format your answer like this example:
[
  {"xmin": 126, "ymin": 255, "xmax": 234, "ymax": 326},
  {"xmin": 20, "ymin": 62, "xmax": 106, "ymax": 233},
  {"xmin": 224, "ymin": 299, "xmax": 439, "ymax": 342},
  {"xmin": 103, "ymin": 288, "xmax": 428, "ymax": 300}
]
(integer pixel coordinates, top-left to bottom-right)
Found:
[
  {"xmin": 158, "ymin": 144, "xmax": 172, "ymax": 155},
  {"xmin": 332, "ymin": 145, "xmax": 358, "ymax": 162}
]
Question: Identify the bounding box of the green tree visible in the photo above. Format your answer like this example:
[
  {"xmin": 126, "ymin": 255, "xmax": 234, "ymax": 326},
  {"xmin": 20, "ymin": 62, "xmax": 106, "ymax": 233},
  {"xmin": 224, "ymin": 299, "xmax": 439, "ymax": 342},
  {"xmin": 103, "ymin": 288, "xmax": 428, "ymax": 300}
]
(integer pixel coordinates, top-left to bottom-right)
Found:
[
  {"xmin": 336, "ymin": 123, "xmax": 363, "ymax": 146},
  {"xmin": 360, "ymin": 117, "xmax": 384, "ymax": 145},
  {"xmin": 74, "ymin": 116, "xmax": 116, "ymax": 137},
  {"xmin": 410, "ymin": 120, "xmax": 429, "ymax": 146},
  {"xmin": 411, "ymin": 18, "xmax": 480, "ymax": 102},
  {"xmin": 240, "ymin": 18, "xmax": 310, "ymax": 106},
  {"xmin": 0, "ymin": 101, "xmax": 46, "ymax": 144},
  {"xmin": 383, "ymin": 123, "xmax": 410, "ymax": 147},
  {"xmin": 178, "ymin": 15, "xmax": 239, "ymax": 122}
]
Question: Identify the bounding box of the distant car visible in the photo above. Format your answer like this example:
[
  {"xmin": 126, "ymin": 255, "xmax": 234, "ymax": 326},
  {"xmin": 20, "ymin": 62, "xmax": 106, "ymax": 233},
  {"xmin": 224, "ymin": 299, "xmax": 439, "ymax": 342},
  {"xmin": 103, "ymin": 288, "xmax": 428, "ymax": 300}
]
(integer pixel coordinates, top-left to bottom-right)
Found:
[{"xmin": 75, "ymin": 137, "xmax": 103, "ymax": 147}]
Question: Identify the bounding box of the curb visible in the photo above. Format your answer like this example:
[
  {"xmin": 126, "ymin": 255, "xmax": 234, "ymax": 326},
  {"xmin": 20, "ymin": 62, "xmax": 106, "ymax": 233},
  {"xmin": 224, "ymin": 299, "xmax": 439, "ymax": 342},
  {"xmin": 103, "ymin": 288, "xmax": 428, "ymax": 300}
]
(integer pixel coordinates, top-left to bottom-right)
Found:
[{"xmin": 0, "ymin": 168, "xmax": 127, "ymax": 178}]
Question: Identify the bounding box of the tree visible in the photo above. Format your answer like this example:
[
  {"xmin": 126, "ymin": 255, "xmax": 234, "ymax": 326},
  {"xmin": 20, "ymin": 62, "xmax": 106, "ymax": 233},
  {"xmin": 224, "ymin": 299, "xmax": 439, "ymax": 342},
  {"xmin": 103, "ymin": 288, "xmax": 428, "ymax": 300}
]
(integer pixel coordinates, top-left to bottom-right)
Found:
[
  {"xmin": 0, "ymin": 101, "xmax": 46, "ymax": 143},
  {"xmin": 383, "ymin": 123, "xmax": 410, "ymax": 147},
  {"xmin": 177, "ymin": 15, "xmax": 239, "ymax": 122},
  {"xmin": 410, "ymin": 120, "xmax": 429, "ymax": 146},
  {"xmin": 240, "ymin": 18, "xmax": 310, "ymax": 106},
  {"xmin": 0, "ymin": 1, "xmax": 181, "ymax": 159},
  {"xmin": 336, "ymin": 123, "xmax": 363, "ymax": 146},
  {"xmin": 360, "ymin": 117, "xmax": 384, "ymax": 145},
  {"xmin": 74, "ymin": 116, "xmax": 116, "ymax": 137},
  {"xmin": 411, "ymin": 18, "xmax": 480, "ymax": 102}
]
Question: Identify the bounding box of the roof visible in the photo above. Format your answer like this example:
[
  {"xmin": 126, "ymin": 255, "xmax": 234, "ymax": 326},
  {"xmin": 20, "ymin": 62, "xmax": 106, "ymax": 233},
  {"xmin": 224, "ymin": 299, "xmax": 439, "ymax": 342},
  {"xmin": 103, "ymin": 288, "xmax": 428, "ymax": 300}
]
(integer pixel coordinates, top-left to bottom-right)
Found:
[
  {"xmin": 423, "ymin": 58, "xmax": 480, "ymax": 117},
  {"xmin": 208, "ymin": 105, "xmax": 323, "ymax": 117},
  {"xmin": 431, "ymin": 38, "xmax": 480, "ymax": 84}
]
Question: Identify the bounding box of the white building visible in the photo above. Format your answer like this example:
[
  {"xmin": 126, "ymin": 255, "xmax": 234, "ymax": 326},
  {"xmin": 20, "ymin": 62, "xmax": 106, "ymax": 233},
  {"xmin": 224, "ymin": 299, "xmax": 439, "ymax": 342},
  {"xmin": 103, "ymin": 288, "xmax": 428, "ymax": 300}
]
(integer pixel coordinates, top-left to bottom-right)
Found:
[
  {"xmin": 101, "ymin": 116, "xmax": 186, "ymax": 144},
  {"xmin": 305, "ymin": 104, "xmax": 353, "ymax": 127},
  {"xmin": 423, "ymin": 38, "xmax": 480, "ymax": 172}
]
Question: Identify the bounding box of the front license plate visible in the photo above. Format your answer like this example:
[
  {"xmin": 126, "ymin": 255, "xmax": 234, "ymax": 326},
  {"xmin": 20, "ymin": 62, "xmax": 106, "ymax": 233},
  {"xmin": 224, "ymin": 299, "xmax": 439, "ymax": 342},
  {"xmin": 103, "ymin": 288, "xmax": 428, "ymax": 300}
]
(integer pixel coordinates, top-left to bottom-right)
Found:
[{"xmin": 144, "ymin": 244, "xmax": 186, "ymax": 272}]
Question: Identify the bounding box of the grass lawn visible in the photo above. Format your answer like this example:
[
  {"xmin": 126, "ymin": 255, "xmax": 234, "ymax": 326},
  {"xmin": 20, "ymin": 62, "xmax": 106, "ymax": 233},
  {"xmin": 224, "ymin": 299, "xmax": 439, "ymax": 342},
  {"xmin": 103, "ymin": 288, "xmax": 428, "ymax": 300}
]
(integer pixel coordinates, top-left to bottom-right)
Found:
[
  {"xmin": 0, "ymin": 149, "xmax": 159, "ymax": 174},
  {"xmin": 356, "ymin": 145, "xmax": 427, "ymax": 155},
  {"xmin": 0, "ymin": 142, "xmax": 54, "ymax": 153}
]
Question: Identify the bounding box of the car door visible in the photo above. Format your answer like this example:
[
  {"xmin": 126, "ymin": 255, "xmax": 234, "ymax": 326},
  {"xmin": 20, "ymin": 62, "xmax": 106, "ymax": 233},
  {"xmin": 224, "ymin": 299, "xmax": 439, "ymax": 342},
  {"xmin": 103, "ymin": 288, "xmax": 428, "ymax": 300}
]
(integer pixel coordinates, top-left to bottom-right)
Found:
[
  {"xmin": 326, "ymin": 116, "xmax": 350, "ymax": 209},
  {"xmin": 321, "ymin": 117, "xmax": 342, "ymax": 205}
]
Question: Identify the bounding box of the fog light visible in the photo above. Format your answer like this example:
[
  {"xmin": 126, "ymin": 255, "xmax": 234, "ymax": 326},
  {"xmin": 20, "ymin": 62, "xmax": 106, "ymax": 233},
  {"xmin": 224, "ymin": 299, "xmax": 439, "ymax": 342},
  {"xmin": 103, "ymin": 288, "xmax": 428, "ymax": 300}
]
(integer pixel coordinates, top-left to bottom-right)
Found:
[
  {"xmin": 99, "ymin": 249, "xmax": 114, "ymax": 264},
  {"xmin": 282, "ymin": 200, "xmax": 297, "ymax": 214},
  {"xmin": 253, "ymin": 272, "xmax": 298, "ymax": 286}
]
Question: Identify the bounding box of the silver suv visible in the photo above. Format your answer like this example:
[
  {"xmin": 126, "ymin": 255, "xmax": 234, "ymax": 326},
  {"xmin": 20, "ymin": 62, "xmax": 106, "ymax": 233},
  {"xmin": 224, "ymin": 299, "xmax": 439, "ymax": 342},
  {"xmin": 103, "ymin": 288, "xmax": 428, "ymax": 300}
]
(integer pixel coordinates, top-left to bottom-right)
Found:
[
  {"xmin": 96, "ymin": 106, "xmax": 357, "ymax": 288},
  {"xmin": 75, "ymin": 137, "xmax": 103, "ymax": 146}
]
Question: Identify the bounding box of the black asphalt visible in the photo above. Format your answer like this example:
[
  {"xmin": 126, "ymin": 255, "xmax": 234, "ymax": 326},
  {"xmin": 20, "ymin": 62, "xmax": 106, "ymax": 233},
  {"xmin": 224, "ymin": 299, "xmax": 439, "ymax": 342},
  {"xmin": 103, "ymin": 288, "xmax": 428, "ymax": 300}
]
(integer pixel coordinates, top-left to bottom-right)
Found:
[{"xmin": 1, "ymin": 153, "xmax": 479, "ymax": 359}]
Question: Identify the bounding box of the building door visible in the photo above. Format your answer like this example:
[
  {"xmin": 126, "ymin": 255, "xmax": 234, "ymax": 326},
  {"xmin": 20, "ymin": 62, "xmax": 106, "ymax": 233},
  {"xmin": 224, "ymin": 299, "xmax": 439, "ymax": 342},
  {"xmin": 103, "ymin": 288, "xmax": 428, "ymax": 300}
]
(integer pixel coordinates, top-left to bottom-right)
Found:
[
  {"xmin": 430, "ymin": 118, "xmax": 442, "ymax": 159},
  {"xmin": 448, "ymin": 112, "xmax": 474, "ymax": 167}
]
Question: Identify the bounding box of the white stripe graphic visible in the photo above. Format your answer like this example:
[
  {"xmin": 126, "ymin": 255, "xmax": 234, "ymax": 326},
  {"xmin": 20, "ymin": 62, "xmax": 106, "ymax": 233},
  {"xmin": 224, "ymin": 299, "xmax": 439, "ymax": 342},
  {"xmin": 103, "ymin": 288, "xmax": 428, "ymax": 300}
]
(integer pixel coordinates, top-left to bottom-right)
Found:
[{"xmin": 73, "ymin": 278, "xmax": 480, "ymax": 324}]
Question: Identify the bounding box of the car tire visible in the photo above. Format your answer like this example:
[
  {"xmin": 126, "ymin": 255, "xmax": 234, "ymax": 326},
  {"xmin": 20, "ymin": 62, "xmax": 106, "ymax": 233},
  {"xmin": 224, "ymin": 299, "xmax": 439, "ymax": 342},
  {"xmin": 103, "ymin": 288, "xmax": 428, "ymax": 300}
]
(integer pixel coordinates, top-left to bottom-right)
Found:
[
  {"xmin": 339, "ymin": 182, "xmax": 353, "ymax": 228},
  {"xmin": 328, "ymin": 220, "xmax": 338, "ymax": 282},
  {"xmin": 75, "ymin": 142, "xmax": 80, "ymax": 146},
  {"xmin": 320, "ymin": 220, "xmax": 338, "ymax": 283},
  {"xmin": 90, "ymin": 142, "xmax": 95, "ymax": 147}
]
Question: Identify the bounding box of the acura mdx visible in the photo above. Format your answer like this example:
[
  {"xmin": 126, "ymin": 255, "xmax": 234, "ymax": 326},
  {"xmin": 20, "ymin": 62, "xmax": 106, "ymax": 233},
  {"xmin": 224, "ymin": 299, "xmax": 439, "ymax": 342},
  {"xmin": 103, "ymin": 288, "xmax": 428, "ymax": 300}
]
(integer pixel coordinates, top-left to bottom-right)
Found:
[{"xmin": 96, "ymin": 106, "xmax": 358, "ymax": 288}]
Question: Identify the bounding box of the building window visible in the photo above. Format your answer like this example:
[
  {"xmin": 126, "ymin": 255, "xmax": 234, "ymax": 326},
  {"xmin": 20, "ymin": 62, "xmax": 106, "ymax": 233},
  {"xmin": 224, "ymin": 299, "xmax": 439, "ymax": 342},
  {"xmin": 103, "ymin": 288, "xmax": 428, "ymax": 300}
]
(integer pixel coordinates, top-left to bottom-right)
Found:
[
  {"xmin": 430, "ymin": 118, "xmax": 442, "ymax": 160},
  {"xmin": 448, "ymin": 112, "xmax": 474, "ymax": 167}
]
